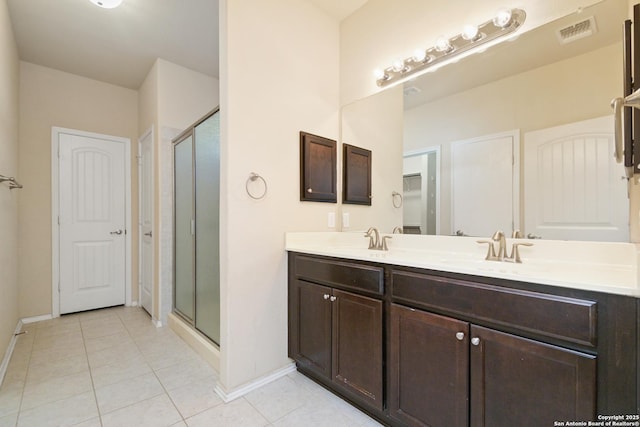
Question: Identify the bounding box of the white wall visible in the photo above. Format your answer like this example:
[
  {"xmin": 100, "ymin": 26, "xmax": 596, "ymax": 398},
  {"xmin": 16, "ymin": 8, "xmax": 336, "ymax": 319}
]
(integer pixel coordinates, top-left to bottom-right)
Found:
[
  {"xmin": 0, "ymin": 0, "xmax": 20, "ymax": 361},
  {"xmin": 340, "ymin": 0, "xmax": 602, "ymax": 106},
  {"xmin": 219, "ymin": 0, "xmax": 340, "ymax": 393}
]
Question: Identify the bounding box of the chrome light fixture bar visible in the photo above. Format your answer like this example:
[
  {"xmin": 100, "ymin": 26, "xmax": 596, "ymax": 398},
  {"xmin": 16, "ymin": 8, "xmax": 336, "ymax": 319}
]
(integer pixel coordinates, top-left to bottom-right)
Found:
[{"xmin": 375, "ymin": 8, "xmax": 526, "ymax": 87}]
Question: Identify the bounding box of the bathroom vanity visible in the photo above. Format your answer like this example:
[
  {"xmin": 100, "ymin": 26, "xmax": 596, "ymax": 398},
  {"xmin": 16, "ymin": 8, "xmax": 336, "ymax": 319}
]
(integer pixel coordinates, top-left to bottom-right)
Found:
[{"xmin": 287, "ymin": 232, "xmax": 639, "ymax": 427}]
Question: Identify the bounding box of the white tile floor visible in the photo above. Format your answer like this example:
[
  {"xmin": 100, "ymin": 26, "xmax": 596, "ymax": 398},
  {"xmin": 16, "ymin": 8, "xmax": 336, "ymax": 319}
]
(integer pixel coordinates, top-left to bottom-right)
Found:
[{"xmin": 0, "ymin": 306, "xmax": 383, "ymax": 427}]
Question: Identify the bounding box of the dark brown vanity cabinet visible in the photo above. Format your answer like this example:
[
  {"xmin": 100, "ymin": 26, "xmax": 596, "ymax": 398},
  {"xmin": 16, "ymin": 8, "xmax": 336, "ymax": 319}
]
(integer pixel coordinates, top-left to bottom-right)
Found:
[
  {"xmin": 389, "ymin": 304, "xmax": 596, "ymax": 427},
  {"xmin": 288, "ymin": 252, "xmax": 639, "ymax": 426},
  {"xmin": 288, "ymin": 254, "xmax": 384, "ymax": 410}
]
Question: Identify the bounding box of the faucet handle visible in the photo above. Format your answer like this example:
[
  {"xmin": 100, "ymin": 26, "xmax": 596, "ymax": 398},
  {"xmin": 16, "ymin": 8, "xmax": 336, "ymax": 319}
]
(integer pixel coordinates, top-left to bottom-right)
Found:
[
  {"xmin": 511, "ymin": 229, "xmax": 523, "ymax": 238},
  {"xmin": 509, "ymin": 242, "xmax": 534, "ymax": 263},
  {"xmin": 477, "ymin": 240, "xmax": 496, "ymax": 260}
]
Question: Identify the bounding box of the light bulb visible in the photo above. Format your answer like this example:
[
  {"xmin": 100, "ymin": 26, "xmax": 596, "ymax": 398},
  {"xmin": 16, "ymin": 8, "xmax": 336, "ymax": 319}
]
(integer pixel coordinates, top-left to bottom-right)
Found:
[
  {"xmin": 462, "ymin": 24, "xmax": 479, "ymax": 41},
  {"xmin": 493, "ymin": 8, "xmax": 513, "ymax": 28},
  {"xmin": 373, "ymin": 69, "xmax": 388, "ymax": 81},
  {"xmin": 391, "ymin": 59, "xmax": 405, "ymax": 73},
  {"xmin": 435, "ymin": 36, "xmax": 452, "ymax": 53},
  {"xmin": 89, "ymin": 0, "xmax": 123, "ymax": 8},
  {"xmin": 412, "ymin": 49, "xmax": 427, "ymax": 63}
]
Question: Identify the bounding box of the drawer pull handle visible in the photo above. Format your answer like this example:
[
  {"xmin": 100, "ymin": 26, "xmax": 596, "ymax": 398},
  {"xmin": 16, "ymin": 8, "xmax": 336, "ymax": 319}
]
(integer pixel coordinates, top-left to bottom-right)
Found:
[
  {"xmin": 323, "ymin": 294, "xmax": 330, "ymax": 300},
  {"xmin": 455, "ymin": 332, "xmax": 465, "ymax": 341},
  {"xmin": 471, "ymin": 337, "xmax": 480, "ymax": 346},
  {"xmin": 330, "ymin": 296, "xmax": 337, "ymax": 302}
]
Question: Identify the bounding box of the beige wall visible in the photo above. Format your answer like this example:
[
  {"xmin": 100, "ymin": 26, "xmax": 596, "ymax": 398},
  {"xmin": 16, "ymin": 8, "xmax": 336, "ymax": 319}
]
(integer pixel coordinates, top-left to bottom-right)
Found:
[
  {"xmin": 138, "ymin": 58, "xmax": 219, "ymax": 323},
  {"xmin": 219, "ymin": 0, "xmax": 340, "ymax": 392},
  {"xmin": 18, "ymin": 62, "xmax": 139, "ymax": 318},
  {"xmin": 340, "ymin": 0, "xmax": 602, "ymax": 106},
  {"xmin": 0, "ymin": 0, "xmax": 20, "ymax": 359},
  {"xmin": 404, "ymin": 44, "xmax": 620, "ymax": 236},
  {"xmin": 341, "ymin": 85, "xmax": 404, "ymax": 232}
]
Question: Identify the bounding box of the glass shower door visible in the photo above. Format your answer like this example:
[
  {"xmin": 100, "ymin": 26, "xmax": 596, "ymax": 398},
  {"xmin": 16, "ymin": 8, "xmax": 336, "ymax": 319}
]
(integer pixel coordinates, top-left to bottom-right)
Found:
[
  {"xmin": 194, "ymin": 112, "xmax": 220, "ymax": 344},
  {"xmin": 173, "ymin": 134, "xmax": 194, "ymax": 321}
]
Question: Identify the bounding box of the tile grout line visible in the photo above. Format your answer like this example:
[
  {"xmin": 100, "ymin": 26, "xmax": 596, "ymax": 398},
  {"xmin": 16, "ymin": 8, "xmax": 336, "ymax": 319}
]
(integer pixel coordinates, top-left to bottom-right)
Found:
[
  {"xmin": 13, "ymin": 323, "xmax": 34, "ymax": 427},
  {"xmin": 78, "ymin": 314, "xmax": 105, "ymax": 427},
  {"xmin": 120, "ymin": 310, "xmax": 188, "ymax": 426}
]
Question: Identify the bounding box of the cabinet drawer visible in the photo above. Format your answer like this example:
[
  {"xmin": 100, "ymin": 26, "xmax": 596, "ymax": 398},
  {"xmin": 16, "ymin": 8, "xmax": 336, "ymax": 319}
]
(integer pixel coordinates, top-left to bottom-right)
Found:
[
  {"xmin": 294, "ymin": 254, "xmax": 384, "ymax": 295},
  {"xmin": 391, "ymin": 270, "xmax": 597, "ymax": 347}
]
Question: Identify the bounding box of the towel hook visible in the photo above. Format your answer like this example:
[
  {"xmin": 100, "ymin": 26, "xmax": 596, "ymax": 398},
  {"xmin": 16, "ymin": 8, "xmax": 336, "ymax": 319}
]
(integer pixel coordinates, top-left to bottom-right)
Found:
[{"xmin": 246, "ymin": 172, "xmax": 267, "ymax": 200}]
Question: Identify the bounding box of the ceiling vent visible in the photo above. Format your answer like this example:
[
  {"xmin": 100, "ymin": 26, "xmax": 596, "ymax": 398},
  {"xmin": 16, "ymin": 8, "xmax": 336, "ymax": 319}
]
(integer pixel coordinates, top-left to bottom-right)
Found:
[
  {"xmin": 557, "ymin": 16, "xmax": 597, "ymax": 44},
  {"xmin": 403, "ymin": 86, "xmax": 422, "ymax": 97}
]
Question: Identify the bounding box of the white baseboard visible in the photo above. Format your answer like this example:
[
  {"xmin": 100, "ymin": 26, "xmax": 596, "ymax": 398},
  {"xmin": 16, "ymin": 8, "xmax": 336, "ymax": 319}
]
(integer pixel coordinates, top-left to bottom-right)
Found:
[
  {"xmin": 0, "ymin": 320, "xmax": 23, "ymax": 387},
  {"xmin": 21, "ymin": 314, "xmax": 53, "ymax": 324},
  {"xmin": 214, "ymin": 362, "xmax": 297, "ymax": 403}
]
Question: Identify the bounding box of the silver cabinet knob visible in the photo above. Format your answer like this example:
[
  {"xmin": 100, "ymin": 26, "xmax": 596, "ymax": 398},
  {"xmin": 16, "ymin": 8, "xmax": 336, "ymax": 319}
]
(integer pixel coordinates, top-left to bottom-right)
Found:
[
  {"xmin": 307, "ymin": 188, "xmax": 313, "ymax": 193},
  {"xmin": 455, "ymin": 332, "xmax": 465, "ymax": 341},
  {"xmin": 323, "ymin": 294, "xmax": 330, "ymax": 300},
  {"xmin": 471, "ymin": 337, "xmax": 480, "ymax": 346},
  {"xmin": 330, "ymin": 296, "xmax": 337, "ymax": 302},
  {"xmin": 110, "ymin": 229, "xmax": 123, "ymax": 235}
]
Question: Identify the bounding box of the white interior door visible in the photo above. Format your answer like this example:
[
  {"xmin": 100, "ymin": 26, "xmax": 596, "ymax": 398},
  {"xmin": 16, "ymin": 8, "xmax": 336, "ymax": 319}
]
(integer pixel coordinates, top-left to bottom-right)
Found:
[
  {"xmin": 139, "ymin": 130, "xmax": 153, "ymax": 315},
  {"xmin": 450, "ymin": 131, "xmax": 518, "ymax": 237},
  {"xmin": 524, "ymin": 116, "xmax": 628, "ymax": 241},
  {"xmin": 59, "ymin": 132, "xmax": 126, "ymax": 314}
]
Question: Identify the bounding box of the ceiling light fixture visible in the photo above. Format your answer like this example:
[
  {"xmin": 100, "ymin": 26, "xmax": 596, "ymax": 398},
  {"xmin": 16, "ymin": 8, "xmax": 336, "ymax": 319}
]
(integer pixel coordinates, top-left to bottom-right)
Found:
[
  {"xmin": 89, "ymin": 0, "xmax": 123, "ymax": 9},
  {"xmin": 375, "ymin": 8, "xmax": 526, "ymax": 87}
]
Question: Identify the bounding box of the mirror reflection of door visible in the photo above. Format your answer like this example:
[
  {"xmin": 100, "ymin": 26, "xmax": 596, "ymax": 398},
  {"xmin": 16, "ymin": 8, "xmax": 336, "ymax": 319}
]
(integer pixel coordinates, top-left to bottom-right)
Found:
[
  {"xmin": 524, "ymin": 116, "xmax": 628, "ymax": 242},
  {"xmin": 403, "ymin": 149, "xmax": 439, "ymax": 235},
  {"xmin": 450, "ymin": 131, "xmax": 519, "ymax": 237}
]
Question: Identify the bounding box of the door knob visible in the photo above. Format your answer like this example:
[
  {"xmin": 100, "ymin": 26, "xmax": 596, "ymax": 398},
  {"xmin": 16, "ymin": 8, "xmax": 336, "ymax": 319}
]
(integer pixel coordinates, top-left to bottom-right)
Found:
[
  {"xmin": 110, "ymin": 229, "xmax": 123, "ymax": 235},
  {"xmin": 455, "ymin": 332, "xmax": 465, "ymax": 341},
  {"xmin": 144, "ymin": 231, "xmax": 152, "ymax": 237},
  {"xmin": 323, "ymin": 294, "xmax": 330, "ymax": 300},
  {"xmin": 471, "ymin": 337, "xmax": 481, "ymax": 346},
  {"xmin": 330, "ymin": 296, "xmax": 337, "ymax": 302}
]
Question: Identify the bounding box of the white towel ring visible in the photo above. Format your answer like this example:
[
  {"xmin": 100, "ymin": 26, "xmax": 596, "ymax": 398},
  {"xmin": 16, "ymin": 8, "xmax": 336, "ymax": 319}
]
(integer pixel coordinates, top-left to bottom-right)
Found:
[
  {"xmin": 392, "ymin": 191, "xmax": 403, "ymax": 208},
  {"xmin": 246, "ymin": 172, "xmax": 267, "ymax": 200}
]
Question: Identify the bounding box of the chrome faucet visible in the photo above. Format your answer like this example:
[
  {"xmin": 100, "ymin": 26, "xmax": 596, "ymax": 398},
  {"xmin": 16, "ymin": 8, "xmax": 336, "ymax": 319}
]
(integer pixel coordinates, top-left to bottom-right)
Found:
[{"xmin": 365, "ymin": 227, "xmax": 391, "ymax": 251}]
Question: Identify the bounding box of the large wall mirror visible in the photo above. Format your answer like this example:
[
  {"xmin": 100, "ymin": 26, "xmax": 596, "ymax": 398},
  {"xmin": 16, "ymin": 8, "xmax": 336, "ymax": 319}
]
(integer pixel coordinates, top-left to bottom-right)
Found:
[{"xmin": 342, "ymin": 0, "xmax": 630, "ymax": 242}]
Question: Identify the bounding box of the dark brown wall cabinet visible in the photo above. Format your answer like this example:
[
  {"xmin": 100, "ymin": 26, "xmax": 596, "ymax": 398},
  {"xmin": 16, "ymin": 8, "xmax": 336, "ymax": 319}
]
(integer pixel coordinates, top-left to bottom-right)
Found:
[
  {"xmin": 299, "ymin": 132, "xmax": 337, "ymax": 202},
  {"xmin": 343, "ymin": 144, "xmax": 372, "ymax": 205},
  {"xmin": 389, "ymin": 304, "xmax": 596, "ymax": 427}
]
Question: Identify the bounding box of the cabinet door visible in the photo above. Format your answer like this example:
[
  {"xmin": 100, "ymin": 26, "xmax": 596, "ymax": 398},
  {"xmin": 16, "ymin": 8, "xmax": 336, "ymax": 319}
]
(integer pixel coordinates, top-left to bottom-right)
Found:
[
  {"xmin": 389, "ymin": 304, "xmax": 469, "ymax": 427},
  {"xmin": 299, "ymin": 132, "xmax": 337, "ymax": 202},
  {"xmin": 290, "ymin": 279, "xmax": 332, "ymax": 379},
  {"xmin": 332, "ymin": 289, "xmax": 383, "ymax": 410},
  {"xmin": 470, "ymin": 325, "xmax": 596, "ymax": 427}
]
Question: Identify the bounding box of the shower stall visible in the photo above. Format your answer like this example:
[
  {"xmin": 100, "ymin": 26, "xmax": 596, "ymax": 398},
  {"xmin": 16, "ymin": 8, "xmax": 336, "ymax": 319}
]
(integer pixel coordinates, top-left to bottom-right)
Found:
[{"xmin": 173, "ymin": 107, "xmax": 220, "ymax": 345}]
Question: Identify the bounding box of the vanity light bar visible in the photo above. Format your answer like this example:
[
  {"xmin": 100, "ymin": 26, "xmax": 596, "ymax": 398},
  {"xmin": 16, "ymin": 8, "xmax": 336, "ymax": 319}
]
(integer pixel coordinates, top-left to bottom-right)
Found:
[{"xmin": 375, "ymin": 8, "xmax": 526, "ymax": 87}]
